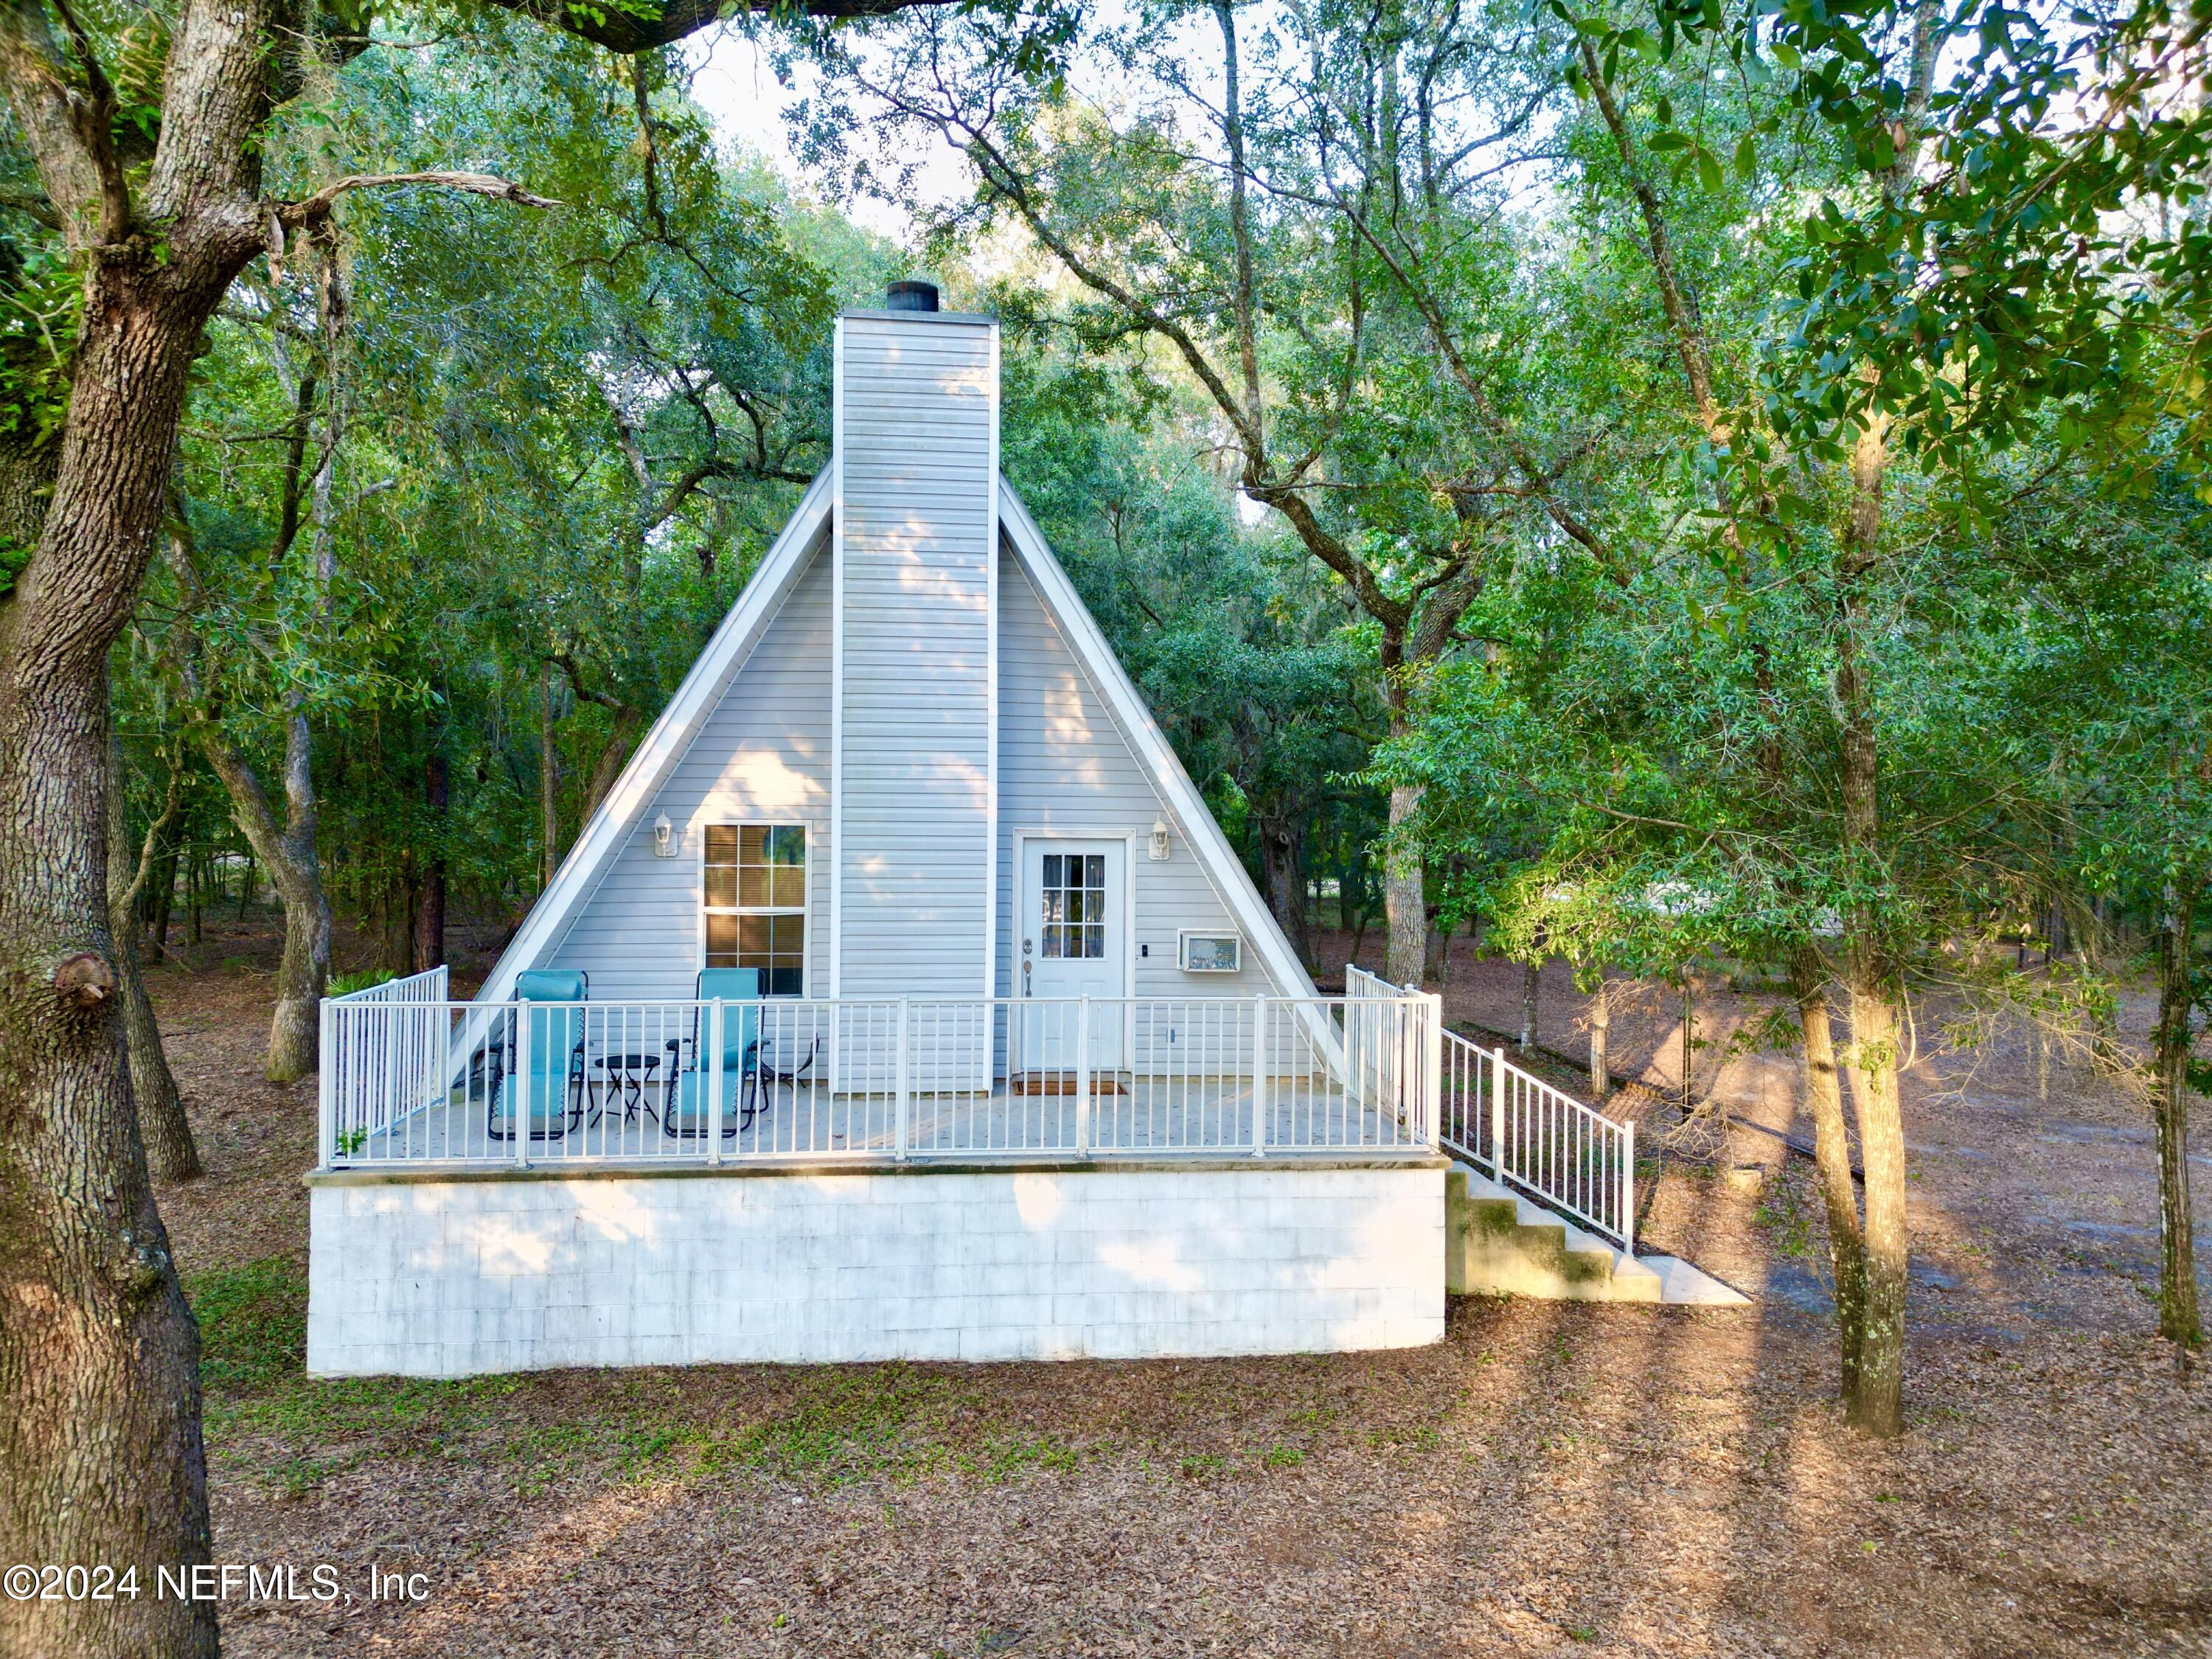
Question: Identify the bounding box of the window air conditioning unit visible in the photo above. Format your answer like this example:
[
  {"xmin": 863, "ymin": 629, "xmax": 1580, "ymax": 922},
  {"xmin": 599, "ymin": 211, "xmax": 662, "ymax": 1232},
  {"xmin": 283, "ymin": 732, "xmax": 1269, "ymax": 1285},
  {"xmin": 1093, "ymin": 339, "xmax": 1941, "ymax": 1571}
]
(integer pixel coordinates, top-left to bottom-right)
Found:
[{"xmin": 1177, "ymin": 931, "xmax": 1242, "ymax": 973}]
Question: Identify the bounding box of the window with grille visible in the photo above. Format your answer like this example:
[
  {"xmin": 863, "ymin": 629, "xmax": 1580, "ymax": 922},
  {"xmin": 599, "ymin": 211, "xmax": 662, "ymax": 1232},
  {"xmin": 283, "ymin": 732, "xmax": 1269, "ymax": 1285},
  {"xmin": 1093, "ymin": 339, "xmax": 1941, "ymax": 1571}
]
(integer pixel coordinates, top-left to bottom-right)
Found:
[
  {"xmin": 703, "ymin": 825, "xmax": 806, "ymax": 995},
  {"xmin": 1039, "ymin": 852, "xmax": 1106, "ymax": 959}
]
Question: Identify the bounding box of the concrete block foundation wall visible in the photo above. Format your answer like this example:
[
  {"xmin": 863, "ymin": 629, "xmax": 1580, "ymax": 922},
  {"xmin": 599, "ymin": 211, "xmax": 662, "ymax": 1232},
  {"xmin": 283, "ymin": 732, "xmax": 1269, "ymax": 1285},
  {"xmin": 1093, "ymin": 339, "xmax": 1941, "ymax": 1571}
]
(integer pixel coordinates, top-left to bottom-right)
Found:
[{"xmin": 306, "ymin": 1162, "xmax": 1446, "ymax": 1377}]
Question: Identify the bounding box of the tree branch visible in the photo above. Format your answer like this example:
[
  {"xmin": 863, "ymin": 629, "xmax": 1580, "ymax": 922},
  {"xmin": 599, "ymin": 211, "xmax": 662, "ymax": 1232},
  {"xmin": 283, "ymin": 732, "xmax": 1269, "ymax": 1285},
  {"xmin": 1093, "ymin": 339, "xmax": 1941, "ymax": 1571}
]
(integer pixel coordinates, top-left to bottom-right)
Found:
[
  {"xmin": 486, "ymin": 0, "xmax": 960, "ymax": 55},
  {"xmin": 276, "ymin": 171, "xmax": 558, "ymax": 228}
]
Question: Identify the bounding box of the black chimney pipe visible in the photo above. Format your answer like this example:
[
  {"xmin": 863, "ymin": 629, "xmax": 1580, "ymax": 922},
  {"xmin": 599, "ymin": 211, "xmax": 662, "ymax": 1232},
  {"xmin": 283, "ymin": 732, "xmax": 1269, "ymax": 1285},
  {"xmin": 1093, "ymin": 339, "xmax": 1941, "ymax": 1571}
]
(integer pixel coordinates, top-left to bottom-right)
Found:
[{"xmin": 885, "ymin": 279, "xmax": 940, "ymax": 313}]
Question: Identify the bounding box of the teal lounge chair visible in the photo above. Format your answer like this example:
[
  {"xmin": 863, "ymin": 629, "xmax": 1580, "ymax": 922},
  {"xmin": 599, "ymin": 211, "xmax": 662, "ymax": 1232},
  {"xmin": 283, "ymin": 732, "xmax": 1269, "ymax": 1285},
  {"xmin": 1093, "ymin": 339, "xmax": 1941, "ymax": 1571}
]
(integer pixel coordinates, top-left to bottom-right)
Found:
[
  {"xmin": 662, "ymin": 967, "xmax": 762, "ymax": 1135},
  {"xmin": 488, "ymin": 969, "xmax": 588, "ymax": 1141}
]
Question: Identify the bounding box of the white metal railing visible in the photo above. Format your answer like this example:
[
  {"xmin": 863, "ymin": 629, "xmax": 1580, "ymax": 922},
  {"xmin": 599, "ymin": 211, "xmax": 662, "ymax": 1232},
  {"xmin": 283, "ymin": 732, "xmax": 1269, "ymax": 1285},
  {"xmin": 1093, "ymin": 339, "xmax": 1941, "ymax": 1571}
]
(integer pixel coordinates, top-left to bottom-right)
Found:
[
  {"xmin": 318, "ymin": 990, "xmax": 1444, "ymax": 1171},
  {"xmin": 1345, "ymin": 964, "xmax": 1395, "ymax": 999},
  {"xmin": 318, "ymin": 966, "xmax": 449, "ymax": 1168},
  {"xmin": 1351, "ymin": 963, "xmax": 1634, "ymax": 1253},
  {"xmin": 1441, "ymin": 1027, "xmax": 1635, "ymax": 1253}
]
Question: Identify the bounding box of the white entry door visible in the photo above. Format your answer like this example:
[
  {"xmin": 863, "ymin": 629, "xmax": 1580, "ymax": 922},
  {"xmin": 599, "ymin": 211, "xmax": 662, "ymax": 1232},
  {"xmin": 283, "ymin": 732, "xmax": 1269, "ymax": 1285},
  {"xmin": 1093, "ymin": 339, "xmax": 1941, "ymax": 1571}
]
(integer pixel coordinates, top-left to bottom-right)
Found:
[{"xmin": 1018, "ymin": 839, "xmax": 1126, "ymax": 1071}]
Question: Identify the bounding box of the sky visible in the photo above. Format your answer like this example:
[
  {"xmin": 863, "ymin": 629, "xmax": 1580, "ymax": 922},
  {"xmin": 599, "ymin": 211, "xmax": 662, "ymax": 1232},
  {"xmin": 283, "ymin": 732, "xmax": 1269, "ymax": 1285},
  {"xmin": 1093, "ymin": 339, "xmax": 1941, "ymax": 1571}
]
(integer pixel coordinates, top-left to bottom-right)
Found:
[{"xmin": 684, "ymin": 29, "xmax": 964, "ymax": 244}]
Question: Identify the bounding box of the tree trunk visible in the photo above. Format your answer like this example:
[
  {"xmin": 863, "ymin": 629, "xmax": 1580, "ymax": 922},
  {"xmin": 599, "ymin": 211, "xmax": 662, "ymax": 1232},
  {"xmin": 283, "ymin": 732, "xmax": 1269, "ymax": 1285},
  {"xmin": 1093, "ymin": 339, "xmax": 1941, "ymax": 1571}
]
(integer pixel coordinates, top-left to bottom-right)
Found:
[
  {"xmin": 414, "ymin": 751, "xmax": 448, "ymax": 973},
  {"xmin": 1835, "ymin": 414, "xmax": 1911, "ymax": 1438},
  {"xmin": 574, "ymin": 699, "xmax": 641, "ymax": 831},
  {"xmin": 1589, "ymin": 975, "xmax": 1610, "ymax": 1100},
  {"xmin": 107, "ymin": 731, "xmax": 201, "ymax": 1182},
  {"xmin": 1520, "ymin": 960, "xmax": 1540, "ymax": 1051},
  {"xmin": 1793, "ymin": 946, "xmax": 1868, "ymax": 1405},
  {"xmin": 1680, "ymin": 975, "xmax": 1695, "ymax": 1107},
  {"xmin": 1383, "ymin": 780, "xmax": 1426, "ymax": 989},
  {"xmin": 382, "ymin": 867, "xmax": 419, "ymax": 975},
  {"xmin": 259, "ymin": 715, "xmax": 331, "ymax": 1083},
  {"xmin": 146, "ymin": 827, "xmax": 179, "ymax": 961},
  {"xmin": 2152, "ymin": 882, "xmax": 2202, "ymax": 1347},
  {"xmin": 1256, "ymin": 807, "xmax": 1309, "ymax": 965},
  {"xmin": 161, "ymin": 501, "xmax": 333, "ymax": 1083},
  {"xmin": 540, "ymin": 668, "xmax": 561, "ymax": 889},
  {"xmin": 1842, "ymin": 971, "xmax": 1909, "ymax": 1433},
  {"xmin": 0, "ymin": 254, "xmax": 223, "ymax": 1659}
]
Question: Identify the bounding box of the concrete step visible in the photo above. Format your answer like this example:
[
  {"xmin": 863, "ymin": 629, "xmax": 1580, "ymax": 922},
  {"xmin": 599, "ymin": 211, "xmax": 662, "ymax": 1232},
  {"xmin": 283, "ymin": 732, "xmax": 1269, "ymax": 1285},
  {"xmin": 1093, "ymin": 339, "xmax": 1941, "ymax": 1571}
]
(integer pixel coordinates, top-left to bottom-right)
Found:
[{"xmin": 1445, "ymin": 1164, "xmax": 1745, "ymax": 1307}]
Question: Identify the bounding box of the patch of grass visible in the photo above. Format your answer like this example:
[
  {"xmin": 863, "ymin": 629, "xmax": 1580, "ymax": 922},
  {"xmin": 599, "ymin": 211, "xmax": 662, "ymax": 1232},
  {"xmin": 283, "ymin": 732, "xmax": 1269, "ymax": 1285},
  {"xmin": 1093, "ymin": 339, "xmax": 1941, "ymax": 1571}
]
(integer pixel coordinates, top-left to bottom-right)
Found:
[
  {"xmin": 1175, "ymin": 1453, "xmax": 1225, "ymax": 1479},
  {"xmin": 327, "ymin": 968, "xmax": 397, "ymax": 995},
  {"xmin": 1363, "ymin": 1420, "xmax": 1442, "ymax": 1453},
  {"xmin": 969, "ymin": 1433, "xmax": 1080, "ymax": 1484},
  {"xmin": 700, "ymin": 1366, "xmax": 1007, "ymax": 1487},
  {"xmin": 189, "ymin": 1259, "xmax": 307, "ymax": 1395},
  {"xmin": 269, "ymin": 1453, "xmax": 343, "ymax": 1500},
  {"xmin": 1261, "ymin": 1444, "xmax": 1305, "ymax": 1469}
]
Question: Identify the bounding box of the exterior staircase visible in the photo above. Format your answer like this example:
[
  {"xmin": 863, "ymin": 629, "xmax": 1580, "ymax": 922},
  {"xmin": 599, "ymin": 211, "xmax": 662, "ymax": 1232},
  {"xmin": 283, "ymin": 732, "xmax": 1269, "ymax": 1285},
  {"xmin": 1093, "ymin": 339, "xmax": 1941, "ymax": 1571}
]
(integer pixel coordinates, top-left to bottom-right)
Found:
[{"xmin": 1444, "ymin": 1165, "xmax": 1750, "ymax": 1307}]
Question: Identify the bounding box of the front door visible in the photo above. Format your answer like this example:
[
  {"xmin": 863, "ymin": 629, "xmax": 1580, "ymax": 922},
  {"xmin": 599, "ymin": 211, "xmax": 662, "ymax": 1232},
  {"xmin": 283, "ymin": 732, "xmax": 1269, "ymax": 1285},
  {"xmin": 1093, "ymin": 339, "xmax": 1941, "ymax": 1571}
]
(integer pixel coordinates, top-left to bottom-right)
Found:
[{"xmin": 1018, "ymin": 839, "xmax": 1125, "ymax": 1072}]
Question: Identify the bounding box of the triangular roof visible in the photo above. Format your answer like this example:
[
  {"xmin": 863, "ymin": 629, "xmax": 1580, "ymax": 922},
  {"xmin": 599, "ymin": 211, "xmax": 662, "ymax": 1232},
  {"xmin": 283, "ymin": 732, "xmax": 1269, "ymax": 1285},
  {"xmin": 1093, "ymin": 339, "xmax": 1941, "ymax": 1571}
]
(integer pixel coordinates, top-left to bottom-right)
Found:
[{"xmin": 478, "ymin": 471, "xmax": 1317, "ymax": 1006}]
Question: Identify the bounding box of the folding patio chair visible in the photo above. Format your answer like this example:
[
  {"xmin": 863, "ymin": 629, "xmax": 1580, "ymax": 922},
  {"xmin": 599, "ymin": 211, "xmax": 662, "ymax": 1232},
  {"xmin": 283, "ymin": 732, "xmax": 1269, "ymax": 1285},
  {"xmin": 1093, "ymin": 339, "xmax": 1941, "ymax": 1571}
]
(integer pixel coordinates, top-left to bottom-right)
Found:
[
  {"xmin": 662, "ymin": 967, "xmax": 762, "ymax": 1135},
  {"xmin": 487, "ymin": 969, "xmax": 588, "ymax": 1142}
]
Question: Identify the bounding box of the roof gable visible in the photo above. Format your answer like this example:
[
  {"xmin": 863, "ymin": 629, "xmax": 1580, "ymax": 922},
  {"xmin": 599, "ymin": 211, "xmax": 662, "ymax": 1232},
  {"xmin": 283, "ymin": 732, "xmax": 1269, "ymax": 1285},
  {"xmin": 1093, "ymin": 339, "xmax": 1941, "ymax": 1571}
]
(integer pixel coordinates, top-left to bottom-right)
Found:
[{"xmin": 479, "ymin": 467, "xmax": 1317, "ymax": 1006}]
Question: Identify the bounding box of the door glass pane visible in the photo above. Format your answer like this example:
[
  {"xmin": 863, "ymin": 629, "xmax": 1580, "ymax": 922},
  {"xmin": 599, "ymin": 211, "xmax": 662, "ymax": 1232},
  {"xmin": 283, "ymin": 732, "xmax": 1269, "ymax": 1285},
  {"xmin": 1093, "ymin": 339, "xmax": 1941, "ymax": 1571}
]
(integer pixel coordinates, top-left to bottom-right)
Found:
[{"xmin": 1036, "ymin": 849, "xmax": 1110, "ymax": 966}]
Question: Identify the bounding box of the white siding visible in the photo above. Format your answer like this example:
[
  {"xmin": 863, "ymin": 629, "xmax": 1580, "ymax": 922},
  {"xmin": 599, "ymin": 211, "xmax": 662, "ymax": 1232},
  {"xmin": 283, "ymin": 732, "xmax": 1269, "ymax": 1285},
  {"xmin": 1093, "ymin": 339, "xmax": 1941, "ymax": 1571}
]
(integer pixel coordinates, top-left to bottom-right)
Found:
[
  {"xmin": 997, "ymin": 546, "xmax": 1285, "ymax": 1002},
  {"xmin": 835, "ymin": 313, "xmax": 998, "ymax": 999},
  {"xmin": 541, "ymin": 537, "xmax": 832, "ymax": 1002}
]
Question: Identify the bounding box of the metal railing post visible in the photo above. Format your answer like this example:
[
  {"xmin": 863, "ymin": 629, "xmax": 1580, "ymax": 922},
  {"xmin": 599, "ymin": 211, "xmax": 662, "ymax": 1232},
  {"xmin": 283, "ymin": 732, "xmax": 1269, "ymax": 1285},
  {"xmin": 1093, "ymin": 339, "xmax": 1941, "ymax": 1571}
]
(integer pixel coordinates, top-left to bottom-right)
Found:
[
  {"xmin": 706, "ymin": 998, "xmax": 726, "ymax": 1164},
  {"xmin": 319, "ymin": 999, "xmax": 336, "ymax": 1169},
  {"xmin": 1489, "ymin": 1043, "xmax": 1506, "ymax": 1180},
  {"xmin": 1074, "ymin": 996, "xmax": 1092, "ymax": 1156},
  {"xmin": 381, "ymin": 998, "xmax": 400, "ymax": 1133},
  {"xmin": 1621, "ymin": 1119, "xmax": 1636, "ymax": 1259},
  {"xmin": 512, "ymin": 1003, "xmax": 531, "ymax": 1169},
  {"xmin": 1423, "ymin": 992, "xmax": 1444, "ymax": 1151},
  {"xmin": 894, "ymin": 998, "xmax": 911, "ymax": 1161},
  {"xmin": 707, "ymin": 998, "xmax": 726, "ymax": 1161},
  {"xmin": 1251, "ymin": 995, "xmax": 1268, "ymax": 1157}
]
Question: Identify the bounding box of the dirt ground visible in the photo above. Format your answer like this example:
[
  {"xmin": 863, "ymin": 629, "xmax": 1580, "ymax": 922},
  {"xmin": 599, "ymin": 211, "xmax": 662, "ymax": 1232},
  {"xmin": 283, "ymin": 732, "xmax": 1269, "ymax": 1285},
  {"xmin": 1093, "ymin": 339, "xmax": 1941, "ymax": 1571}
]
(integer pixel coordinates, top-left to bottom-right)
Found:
[{"xmin": 147, "ymin": 915, "xmax": 2212, "ymax": 1658}]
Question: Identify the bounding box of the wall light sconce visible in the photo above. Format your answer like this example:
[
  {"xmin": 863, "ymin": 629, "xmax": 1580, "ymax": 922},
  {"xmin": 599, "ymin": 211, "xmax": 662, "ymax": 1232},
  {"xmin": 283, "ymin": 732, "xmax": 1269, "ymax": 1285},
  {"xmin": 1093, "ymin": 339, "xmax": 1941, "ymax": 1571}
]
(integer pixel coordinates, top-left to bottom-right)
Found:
[
  {"xmin": 652, "ymin": 812, "xmax": 675, "ymax": 858},
  {"xmin": 1150, "ymin": 817, "xmax": 1172, "ymax": 862}
]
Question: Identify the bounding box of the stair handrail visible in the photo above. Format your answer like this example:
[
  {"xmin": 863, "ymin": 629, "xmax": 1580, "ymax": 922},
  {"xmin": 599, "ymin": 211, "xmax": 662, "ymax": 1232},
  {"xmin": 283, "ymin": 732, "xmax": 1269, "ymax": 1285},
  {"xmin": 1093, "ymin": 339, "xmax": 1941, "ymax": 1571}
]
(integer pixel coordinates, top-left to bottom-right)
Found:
[{"xmin": 1440, "ymin": 1026, "xmax": 1635, "ymax": 1256}]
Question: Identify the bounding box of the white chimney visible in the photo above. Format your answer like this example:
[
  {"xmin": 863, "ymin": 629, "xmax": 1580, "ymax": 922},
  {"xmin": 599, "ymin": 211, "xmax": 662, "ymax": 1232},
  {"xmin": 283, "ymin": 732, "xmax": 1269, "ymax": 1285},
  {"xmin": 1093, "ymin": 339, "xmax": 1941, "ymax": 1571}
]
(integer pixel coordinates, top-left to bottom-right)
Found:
[{"xmin": 830, "ymin": 285, "xmax": 1001, "ymax": 1003}]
